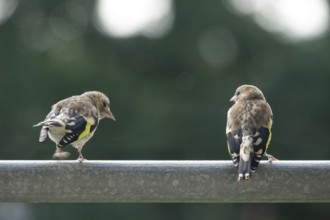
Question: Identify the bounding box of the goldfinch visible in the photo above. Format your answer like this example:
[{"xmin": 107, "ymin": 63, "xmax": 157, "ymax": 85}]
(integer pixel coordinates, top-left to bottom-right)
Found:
[
  {"xmin": 34, "ymin": 91, "xmax": 115, "ymax": 161},
  {"xmin": 226, "ymin": 85, "xmax": 276, "ymax": 181}
]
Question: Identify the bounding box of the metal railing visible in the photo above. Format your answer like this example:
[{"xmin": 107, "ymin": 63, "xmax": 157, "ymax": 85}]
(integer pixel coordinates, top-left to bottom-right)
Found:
[{"xmin": 0, "ymin": 160, "xmax": 329, "ymax": 202}]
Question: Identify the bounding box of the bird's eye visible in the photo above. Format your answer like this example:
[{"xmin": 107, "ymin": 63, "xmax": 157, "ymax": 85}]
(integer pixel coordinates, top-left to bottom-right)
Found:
[
  {"xmin": 102, "ymin": 102, "xmax": 107, "ymax": 107},
  {"xmin": 236, "ymin": 91, "xmax": 240, "ymax": 96}
]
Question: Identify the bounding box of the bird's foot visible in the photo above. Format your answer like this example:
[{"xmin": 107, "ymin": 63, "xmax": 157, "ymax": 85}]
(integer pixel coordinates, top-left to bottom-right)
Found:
[
  {"xmin": 77, "ymin": 155, "xmax": 86, "ymax": 162},
  {"xmin": 265, "ymin": 153, "xmax": 278, "ymax": 163},
  {"xmin": 53, "ymin": 149, "xmax": 70, "ymax": 160}
]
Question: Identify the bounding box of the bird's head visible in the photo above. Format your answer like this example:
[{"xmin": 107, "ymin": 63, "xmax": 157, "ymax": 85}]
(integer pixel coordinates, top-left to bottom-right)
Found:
[
  {"xmin": 230, "ymin": 85, "xmax": 265, "ymax": 102},
  {"xmin": 84, "ymin": 91, "xmax": 116, "ymax": 121}
]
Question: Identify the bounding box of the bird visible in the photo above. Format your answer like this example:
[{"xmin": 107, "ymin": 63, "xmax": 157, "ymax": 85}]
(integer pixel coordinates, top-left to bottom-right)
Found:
[
  {"xmin": 33, "ymin": 91, "xmax": 116, "ymax": 161},
  {"xmin": 226, "ymin": 85, "xmax": 276, "ymax": 181}
]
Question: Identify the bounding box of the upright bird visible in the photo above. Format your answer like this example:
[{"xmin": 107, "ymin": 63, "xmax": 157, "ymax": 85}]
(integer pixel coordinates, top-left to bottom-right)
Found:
[
  {"xmin": 226, "ymin": 85, "xmax": 276, "ymax": 181},
  {"xmin": 34, "ymin": 91, "xmax": 116, "ymax": 161}
]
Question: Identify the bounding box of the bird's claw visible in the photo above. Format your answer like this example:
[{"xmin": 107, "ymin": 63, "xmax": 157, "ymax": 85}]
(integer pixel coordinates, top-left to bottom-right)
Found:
[
  {"xmin": 265, "ymin": 152, "xmax": 278, "ymax": 163},
  {"xmin": 77, "ymin": 155, "xmax": 86, "ymax": 162},
  {"xmin": 53, "ymin": 149, "xmax": 70, "ymax": 160}
]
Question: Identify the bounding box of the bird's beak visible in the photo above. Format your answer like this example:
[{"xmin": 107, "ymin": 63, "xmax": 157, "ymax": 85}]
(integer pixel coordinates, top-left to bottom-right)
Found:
[
  {"xmin": 230, "ymin": 95, "xmax": 236, "ymax": 102},
  {"xmin": 106, "ymin": 108, "xmax": 116, "ymax": 121}
]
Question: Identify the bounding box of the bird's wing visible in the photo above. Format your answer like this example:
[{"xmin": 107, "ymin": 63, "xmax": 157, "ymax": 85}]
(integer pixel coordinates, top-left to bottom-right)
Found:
[
  {"xmin": 34, "ymin": 96, "xmax": 100, "ymax": 146},
  {"xmin": 55, "ymin": 98, "xmax": 99, "ymax": 147},
  {"xmin": 226, "ymin": 128, "xmax": 242, "ymax": 167},
  {"xmin": 226, "ymin": 121, "xmax": 272, "ymax": 170},
  {"xmin": 226, "ymin": 105, "xmax": 242, "ymax": 166},
  {"xmin": 57, "ymin": 113, "xmax": 99, "ymax": 147},
  {"xmin": 250, "ymin": 119, "xmax": 272, "ymax": 171}
]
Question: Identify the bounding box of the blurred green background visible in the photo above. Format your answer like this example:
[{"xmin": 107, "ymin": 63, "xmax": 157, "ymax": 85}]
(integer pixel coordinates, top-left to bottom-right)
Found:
[{"xmin": 1, "ymin": 0, "xmax": 330, "ymax": 219}]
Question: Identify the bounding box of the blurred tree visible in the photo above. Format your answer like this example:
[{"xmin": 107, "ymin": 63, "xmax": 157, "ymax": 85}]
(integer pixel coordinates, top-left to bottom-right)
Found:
[{"xmin": 1, "ymin": 0, "xmax": 330, "ymax": 219}]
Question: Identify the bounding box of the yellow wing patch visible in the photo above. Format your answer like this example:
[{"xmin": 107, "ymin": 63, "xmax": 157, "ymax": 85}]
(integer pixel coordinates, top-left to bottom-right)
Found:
[
  {"xmin": 266, "ymin": 118, "xmax": 273, "ymax": 149},
  {"xmin": 78, "ymin": 123, "xmax": 92, "ymax": 140}
]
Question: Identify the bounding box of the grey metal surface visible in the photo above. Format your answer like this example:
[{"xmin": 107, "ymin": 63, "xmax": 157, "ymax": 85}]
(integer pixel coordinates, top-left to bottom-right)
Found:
[{"xmin": 0, "ymin": 160, "xmax": 329, "ymax": 202}]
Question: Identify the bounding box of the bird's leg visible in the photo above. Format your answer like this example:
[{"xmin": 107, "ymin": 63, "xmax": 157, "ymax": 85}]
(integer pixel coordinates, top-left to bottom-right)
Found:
[
  {"xmin": 77, "ymin": 149, "xmax": 86, "ymax": 162},
  {"xmin": 264, "ymin": 152, "xmax": 278, "ymax": 163},
  {"xmin": 53, "ymin": 146, "xmax": 70, "ymax": 159}
]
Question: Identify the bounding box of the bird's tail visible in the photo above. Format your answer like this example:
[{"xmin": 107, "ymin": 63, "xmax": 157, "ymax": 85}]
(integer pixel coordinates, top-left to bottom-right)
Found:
[
  {"xmin": 238, "ymin": 122, "xmax": 254, "ymax": 181},
  {"xmin": 33, "ymin": 119, "xmax": 65, "ymax": 142},
  {"xmin": 38, "ymin": 127, "xmax": 48, "ymax": 142},
  {"xmin": 33, "ymin": 122, "xmax": 44, "ymax": 127}
]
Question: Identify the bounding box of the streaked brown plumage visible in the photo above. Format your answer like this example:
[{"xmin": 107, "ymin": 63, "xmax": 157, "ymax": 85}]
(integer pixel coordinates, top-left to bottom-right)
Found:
[
  {"xmin": 226, "ymin": 85, "xmax": 276, "ymax": 181},
  {"xmin": 34, "ymin": 91, "xmax": 116, "ymax": 161}
]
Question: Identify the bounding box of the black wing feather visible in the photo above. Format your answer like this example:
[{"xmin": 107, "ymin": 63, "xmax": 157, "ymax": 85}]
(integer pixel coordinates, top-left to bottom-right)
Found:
[
  {"xmin": 251, "ymin": 127, "xmax": 270, "ymax": 171},
  {"xmin": 227, "ymin": 126, "xmax": 270, "ymax": 171},
  {"xmin": 58, "ymin": 115, "xmax": 87, "ymax": 147}
]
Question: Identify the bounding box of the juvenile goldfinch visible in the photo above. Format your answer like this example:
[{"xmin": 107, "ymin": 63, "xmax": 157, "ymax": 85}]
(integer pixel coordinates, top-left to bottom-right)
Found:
[
  {"xmin": 34, "ymin": 91, "xmax": 115, "ymax": 161},
  {"xmin": 226, "ymin": 85, "xmax": 276, "ymax": 181}
]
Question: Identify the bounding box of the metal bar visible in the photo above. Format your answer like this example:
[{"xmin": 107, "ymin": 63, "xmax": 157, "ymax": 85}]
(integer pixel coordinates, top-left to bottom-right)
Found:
[{"xmin": 0, "ymin": 160, "xmax": 329, "ymax": 203}]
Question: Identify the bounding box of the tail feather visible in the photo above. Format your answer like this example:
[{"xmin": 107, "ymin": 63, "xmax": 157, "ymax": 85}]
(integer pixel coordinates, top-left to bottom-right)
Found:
[
  {"xmin": 39, "ymin": 127, "xmax": 48, "ymax": 142},
  {"xmin": 33, "ymin": 122, "xmax": 44, "ymax": 127},
  {"xmin": 238, "ymin": 121, "xmax": 254, "ymax": 181},
  {"xmin": 34, "ymin": 119, "xmax": 65, "ymax": 128},
  {"xmin": 34, "ymin": 118, "xmax": 65, "ymax": 142},
  {"xmin": 238, "ymin": 136, "xmax": 253, "ymax": 180},
  {"xmin": 238, "ymin": 154, "xmax": 252, "ymax": 180}
]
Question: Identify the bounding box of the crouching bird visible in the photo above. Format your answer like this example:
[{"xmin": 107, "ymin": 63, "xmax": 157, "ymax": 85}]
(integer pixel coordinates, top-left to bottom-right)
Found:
[
  {"xmin": 34, "ymin": 91, "xmax": 116, "ymax": 161},
  {"xmin": 226, "ymin": 85, "xmax": 276, "ymax": 181}
]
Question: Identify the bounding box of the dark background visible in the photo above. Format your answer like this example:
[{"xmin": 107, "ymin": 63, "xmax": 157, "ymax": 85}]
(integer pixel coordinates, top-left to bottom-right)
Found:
[{"xmin": 1, "ymin": 0, "xmax": 330, "ymax": 219}]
